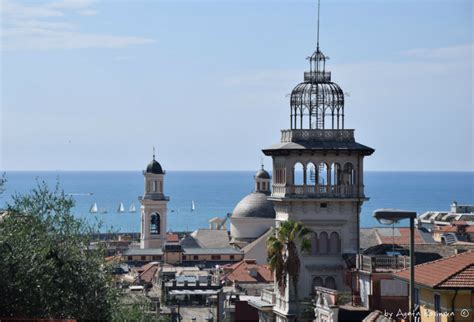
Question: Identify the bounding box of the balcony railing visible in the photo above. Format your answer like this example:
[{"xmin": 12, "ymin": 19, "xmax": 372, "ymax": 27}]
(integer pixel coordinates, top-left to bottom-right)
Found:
[
  {"xmin": 304, "ymin": 71, "xmax": 331, "ymax": 83},
  {"xmin": 357, "ymin": 254, "xmax": 410, "ymax": 273},
  {"xmin": 261, "ymin": 289, "xmax": 275, "ymax": 304},
  {"xmin": 272, "ymin": 184, "xmax": 363, "ymax": 198},
  {"xmin": 281, "ymin": 129, "xmax": 355, "ymax": 143}
]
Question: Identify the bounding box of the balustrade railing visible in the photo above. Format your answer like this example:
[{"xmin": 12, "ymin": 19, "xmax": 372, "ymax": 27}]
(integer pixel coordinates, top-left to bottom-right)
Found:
[
  {"xmin": 261, "ymin": 289, "xmax": 275, "ymax": 304},
  {"xmin": 357, "ymin": 254, "xmax": 410, "ymax": 272},
  {"xmin": 272, "ymin": 184, "xmax": 362, "ymax": 198}
]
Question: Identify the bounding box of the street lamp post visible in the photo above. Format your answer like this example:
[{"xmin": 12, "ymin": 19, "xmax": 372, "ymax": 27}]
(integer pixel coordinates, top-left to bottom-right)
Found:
[{"xmin": 373, "ymin": 209, "xmax": 417, "ymax": 322}]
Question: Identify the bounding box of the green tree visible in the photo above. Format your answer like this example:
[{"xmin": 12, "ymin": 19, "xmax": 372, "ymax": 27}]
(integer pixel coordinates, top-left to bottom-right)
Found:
[
  {"xmin": 267, "ymin": 220, "xmax": 311, "ymax": 317},
  {"xmin": 0, "ymin": 181, "xmax": 117, "ymax": 318}
]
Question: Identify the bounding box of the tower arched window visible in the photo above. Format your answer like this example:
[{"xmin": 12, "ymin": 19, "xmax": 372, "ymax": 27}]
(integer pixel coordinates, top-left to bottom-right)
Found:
[
  {"xmin": 319, "ymin": 232, "xmax": 328, "ymax": 254},
  {"xmin": 150, "ymin": 213, "xmax": 160, "ymax": 235},
  {"xmin": 331, "ymin": 163, "xmax": 342, "ymax": 186},
  {"xmin": 307, "ymin": 162, "xmax": 317, "ymax": 185},
  {"xmin": 325, "ymin": 276, "xmax": 336, "ymax": 290},
  {"xmin": 294, "ymin": 162, "xmax": 304, "ymax": 185},
  {"xmin": 312, "ymin": 277, "xmax": 323, "ymax": 294},
  {"xmin": 329, "ymin": 232, "xmax": 341, "ymax": 254},
  {"xmin": 343, "ymin": 163, "xmax": 355, "ymax": 185},
  {"xmin": 311, "ymin": 232, "xmax": 318, "ymax": 255},
  {"xmin": 153, "ymin": 180, "xmax": 157, "ymax": 192},
  {"xmin": 318, "ymin": 162, "xmax": 329, "ymax": 186}
]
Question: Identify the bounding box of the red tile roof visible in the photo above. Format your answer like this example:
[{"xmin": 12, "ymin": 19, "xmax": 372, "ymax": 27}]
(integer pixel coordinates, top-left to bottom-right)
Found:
[
  {"xmin": 436, "ymin": 224, "xmax": 474, "ymax": 233},
  {"xmin": 167, "ymin": 233, "xmax": 180, "ymax": 242},
  {"xmin": 137, "ymin": 262, "xmax": 159, "ymax": 284},
  {"xmin": 395, "ymin": 251, "xmax": 474, "ymax": 289},
  {"xmin": 222, "ymin": 259, "xmax": 273, "ymax": 284},
  {"xmin": 376, "ymin": 228, "xmax": 428, "ymax": 245}
]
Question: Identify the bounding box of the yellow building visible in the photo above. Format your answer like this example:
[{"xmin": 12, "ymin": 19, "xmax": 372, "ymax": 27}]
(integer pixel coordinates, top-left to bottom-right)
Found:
[{"xmin": 394, "ymin": 251, "xmax": 474, "ymax": 322}]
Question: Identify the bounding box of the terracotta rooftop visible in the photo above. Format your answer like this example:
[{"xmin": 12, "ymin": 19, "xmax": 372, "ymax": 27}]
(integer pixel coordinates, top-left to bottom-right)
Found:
[
  {"xmin": 136, "ymin": 262, "xmax": 159, "ymax": 284},
  {"xmin": 167, "ymin": 233, "xmax": 180, "ymax": 243},
  {"xmin": 395, "ymin": 251, "xmax": 474, "ymax": 289},
  {"xmin": 436, "ymin": 225, "xmax": 474, "ymax": 233},
  {"xmin": 375, "ymin": 227, "xmax": 433, "ymax": 245},
  {"xmin": 222, "ymin": 259, "xmax": 273, "ymax": 284}
]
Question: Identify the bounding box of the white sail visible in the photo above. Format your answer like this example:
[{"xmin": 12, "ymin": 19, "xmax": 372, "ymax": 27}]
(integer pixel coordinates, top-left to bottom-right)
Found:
[
  {"xmin": 118, "ymin": 202, "xmax": 125, "ymax": 213},
  {"xmin": 191, "ymin": 200, "xmax": 195, "ymax": 211},
  {"xmin": 129, "ymin": 203, "xmax": 136, "ymax": 213},
  {"xmin": 90, "ymin": 202, "xmax": 98, "ymax": 213}
]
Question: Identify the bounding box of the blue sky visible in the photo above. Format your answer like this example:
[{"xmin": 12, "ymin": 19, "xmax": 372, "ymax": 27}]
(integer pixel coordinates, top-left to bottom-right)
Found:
[{"xmin": 1, "ymin": 0, "xmax": 472, "ymax": 171}]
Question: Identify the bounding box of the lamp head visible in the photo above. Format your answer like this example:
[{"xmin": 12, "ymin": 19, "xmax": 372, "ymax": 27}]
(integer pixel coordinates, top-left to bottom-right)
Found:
[{"xmin": 373, "ymin": 209, "xmax": 417, "ymax": 225}]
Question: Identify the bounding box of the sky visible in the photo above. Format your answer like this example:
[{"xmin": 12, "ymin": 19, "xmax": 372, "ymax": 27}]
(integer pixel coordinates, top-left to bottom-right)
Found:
[{"xmin": 1, "ymin": 0, "xmax": 472, "ymax": 171}]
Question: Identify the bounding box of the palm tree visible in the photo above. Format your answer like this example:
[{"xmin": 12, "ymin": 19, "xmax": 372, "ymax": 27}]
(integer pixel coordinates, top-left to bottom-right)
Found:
[{"xmin": 267, "ymin": 220, "xmax": 312, "ymax": 318}]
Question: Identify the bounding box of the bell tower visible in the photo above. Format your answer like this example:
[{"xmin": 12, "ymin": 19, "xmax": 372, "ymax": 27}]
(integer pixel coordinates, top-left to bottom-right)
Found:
[
  {"xmin": 262, "ymin": 1, "xmax": 374, "ymax": 319},
  {"xmin": 139, "ymin": 149, "xmax": 169, "ymax": 249}
]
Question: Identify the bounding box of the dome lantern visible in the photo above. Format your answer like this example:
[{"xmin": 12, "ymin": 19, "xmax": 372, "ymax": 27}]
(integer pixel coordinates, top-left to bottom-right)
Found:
[{"xmin": 290, "ymin": 0, "xmax": 345, "ymax": 130}]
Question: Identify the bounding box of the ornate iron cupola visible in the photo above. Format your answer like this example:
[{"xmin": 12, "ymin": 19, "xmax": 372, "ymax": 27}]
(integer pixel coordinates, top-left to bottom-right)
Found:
[{"xmin": 290, "ymin": 1, "xmax": 344, "ymax": 130}]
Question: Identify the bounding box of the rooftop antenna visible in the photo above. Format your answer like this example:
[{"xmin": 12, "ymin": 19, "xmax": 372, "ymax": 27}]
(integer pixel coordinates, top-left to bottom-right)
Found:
[{"xmin": 317, "ymin": 0, "xmax": 321, "ymax": 51}]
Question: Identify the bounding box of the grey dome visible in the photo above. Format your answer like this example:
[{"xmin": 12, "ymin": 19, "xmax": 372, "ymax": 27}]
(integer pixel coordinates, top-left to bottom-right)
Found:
[
  {"xmin": 232, "ymin": 192, "xmax": 275, "ymax": 219},
  {"xmin": 255, "ymin": 168, "xmax": 271, "ymax": 179},
  {"xmin": 146, "ymin": 160, "xmax": 163, "ymax": 174}
]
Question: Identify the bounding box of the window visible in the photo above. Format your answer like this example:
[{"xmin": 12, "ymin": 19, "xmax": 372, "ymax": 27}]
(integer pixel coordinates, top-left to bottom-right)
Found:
[
  {"xmin": 230, "ymin": 255, "xmax": 235, "ymax": 260},
  {"xmin": 343, "ymin": 163, "xmax": 356, "ymax": 185},
  {"xmin": 329, "ymin": 232, "xmax": 341, "ymax": 254},
  {"xmin": 182, "ymin": 255, "xmax": 186, "ymax": 260},
  {"xmin": 257, "ymin": 182, "xmax": 261, "ymax": 190},
  {"xmin": 319, "ymin": 232, "xmax": 329, "ymax": 254},
  {"xmin": 153, "ymin": 180, "xmax": 157, "ymax": 192},
  {"xmin": 193, "ymin": 255, "xmax": 199, "ymax": 260},
  {"xmin": 293, "ymin": 162, "xmax": 304, "ymax": 185},
  {"xmin": 141, "ymin": 256, "xmax": 146, "ymax": 261},
  {"xmin": 318, "ymin": 163, "xmax": 329, "ymax": 186},
  {"xmin": 325, "ymin": 276, "xmax": 336, "ymax": 290},
  {"xmin": 311, "ymin": 233, "xmax": 318, "ymax": 255},
  {"xmin": 211, "ymin": 255, "xmax": 221, "ymax": 260},
  {"xmin": 127, "ymin": 256, "xmax": 132, "ymax": 261},
  {"xmin": 150, "ymin": 213, "xmax": 160, "ymax": 235},
  {"xmin": 320, "ymin": 203, "xmax": 327, "ymax": 208},
  {"xmin": 312, "ymin": 277, "xmax": 323, "ymax": 294},
  {"xmin": 152, "ymin": 255, "xmax": 162, "ymax": 260}
]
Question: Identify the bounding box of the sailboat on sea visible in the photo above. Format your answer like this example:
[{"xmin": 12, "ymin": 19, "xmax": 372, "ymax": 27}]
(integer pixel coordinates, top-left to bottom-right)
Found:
[
  {"xmin": 117, "ymin": 202, "xmax": 125, "ymax": 213},
  {"xmin": 90, "ymin": 203, "xmax": 98, "ymax": 214},
  {"xmin": 191, "ymin": 200, "xmax": 196, "ymax": 212},
  {"xmin": 129, "ymin": 203, "xmax": 136, "ymax": 213}
]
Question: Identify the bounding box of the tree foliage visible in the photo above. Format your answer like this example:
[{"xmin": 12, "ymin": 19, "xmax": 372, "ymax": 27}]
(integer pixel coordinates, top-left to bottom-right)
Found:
[
  {"xmin": 0, "ymin": 180, "xmax": 143, "ymax": 319},
  {"xmin": 267, "ymin": 220, "xmax": 311, "ymax": 316}
]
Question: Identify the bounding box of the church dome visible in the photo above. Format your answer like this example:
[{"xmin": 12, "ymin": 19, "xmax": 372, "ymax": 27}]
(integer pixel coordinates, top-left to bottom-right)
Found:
[
  {"xmin": 232, "ymin": 192, "xmax": 275, "ymax": 219},
  {"xmin": 255, "ymin": 168, "xmax": 271, "ymax": 179},
  {"xmin": 146, "ymin": 159, "xmax": 163, "ymax": 174}
]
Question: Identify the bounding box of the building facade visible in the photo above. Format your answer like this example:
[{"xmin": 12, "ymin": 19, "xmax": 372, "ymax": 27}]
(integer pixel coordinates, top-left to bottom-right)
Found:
[{"xmin": 256, "ymin": 13, "xmax": 374, "ymax": 321}]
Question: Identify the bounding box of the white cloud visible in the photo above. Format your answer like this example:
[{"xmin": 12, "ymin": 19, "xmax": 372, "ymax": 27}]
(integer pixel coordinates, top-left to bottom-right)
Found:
[
  {"xmin": 400, "ymin": 44, "xmax": 473, "ymax": 61},
  {"xmin": 78, "ymin": 9, "xmax": 97, "ymax": 16},
  {"xmin": 1, "ymin": 0, "xmax": 155, "ymax": 50},
  {"xmin": 47, "ymin": 0, "xmax": 96, "ymax": 10}
]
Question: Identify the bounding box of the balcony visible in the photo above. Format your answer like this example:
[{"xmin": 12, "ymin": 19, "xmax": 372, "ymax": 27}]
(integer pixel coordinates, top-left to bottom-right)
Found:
[
  {"xmin": 281, "ymin": 129, "xmax": 355, "ymax": 143},
  {"xmin": 272, "ymin": 184, "xmax": 363, "ymax": 199},
  {"xmin": 357, "ymin": 254, "xmax": 410, "ymax": 273},
  {"xmin": 261, "ymin": 289, "xmax": 275, "ymax": 304}
]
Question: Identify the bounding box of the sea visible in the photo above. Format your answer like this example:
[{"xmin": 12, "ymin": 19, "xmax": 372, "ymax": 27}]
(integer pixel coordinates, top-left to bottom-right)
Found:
[{"xmin": 0, "ymin": 171, "xmax": 473, "ymax": 233}]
